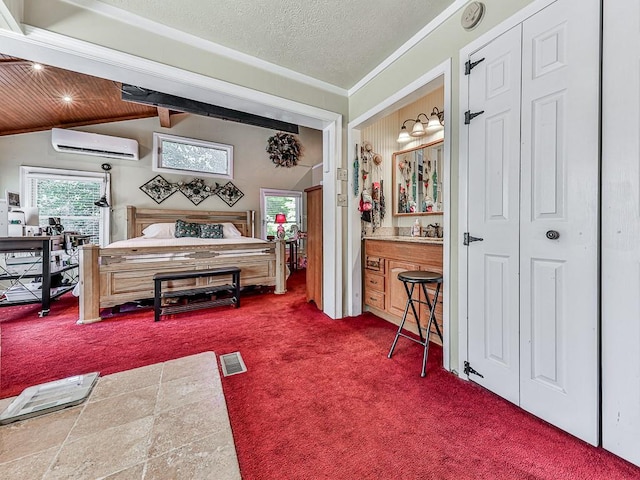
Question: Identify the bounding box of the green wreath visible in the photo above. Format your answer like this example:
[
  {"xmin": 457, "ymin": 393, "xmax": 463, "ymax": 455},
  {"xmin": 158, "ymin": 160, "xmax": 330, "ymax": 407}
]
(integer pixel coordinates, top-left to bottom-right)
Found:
[{"xmin": 266, "ymin": 132, "xmax": 302, "ymax": 168}]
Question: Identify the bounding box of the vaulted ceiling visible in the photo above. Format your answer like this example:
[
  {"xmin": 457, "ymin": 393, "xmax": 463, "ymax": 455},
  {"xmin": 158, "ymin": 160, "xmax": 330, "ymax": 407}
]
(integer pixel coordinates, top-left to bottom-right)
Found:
[{"xmin": 0, "ymin": 54, "xmax": 158, "ymax": 136}]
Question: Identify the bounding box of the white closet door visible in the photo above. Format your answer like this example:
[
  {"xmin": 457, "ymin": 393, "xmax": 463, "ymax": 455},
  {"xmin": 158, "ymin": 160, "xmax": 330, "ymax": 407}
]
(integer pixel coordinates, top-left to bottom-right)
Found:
[
  {"xmin": 519, "ymin": 0, "xmax": 600, "ymax": 445},
  {"xmin": 602, "ymin": 0, "xmax": 640, "ymax": 466},
  {"xmin": 466, "ymin": 25, "xmax": 522, "ymax": 405}
]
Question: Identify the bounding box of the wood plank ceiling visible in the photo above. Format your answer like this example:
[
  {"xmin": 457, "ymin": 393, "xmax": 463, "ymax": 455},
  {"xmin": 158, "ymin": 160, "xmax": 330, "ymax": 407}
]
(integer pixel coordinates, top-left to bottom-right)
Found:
[{"xmin": 0, "ymin": 54, "xmax": 159, "ymax": 136}]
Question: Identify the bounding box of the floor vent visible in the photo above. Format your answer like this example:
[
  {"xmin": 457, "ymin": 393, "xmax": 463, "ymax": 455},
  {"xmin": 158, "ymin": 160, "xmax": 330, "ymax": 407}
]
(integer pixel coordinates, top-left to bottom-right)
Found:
[
  {"xmin": 0, "ymin": 372, "xmax": 99, "ymax": 425},
  {"xmin": 220, "ymin": 352, "xmax": 247, "ymax": 376}
]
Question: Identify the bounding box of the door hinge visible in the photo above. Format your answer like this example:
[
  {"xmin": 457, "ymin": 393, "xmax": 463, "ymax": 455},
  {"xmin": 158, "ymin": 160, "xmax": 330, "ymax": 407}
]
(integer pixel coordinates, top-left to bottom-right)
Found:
[
  {"xmin": 464, "ymin": 361, "xmax": 484, "ymax": 378},
  {"xmin": 464, "ymin": 57, "xmax": 485, "ymax": 75},
  {"xmin": 463, "ymin": 232, "xmax": 484, "ymax": 245},
  {"xmin": 464, "ymin": 110, "xmax": 485, "ymax": 125}
]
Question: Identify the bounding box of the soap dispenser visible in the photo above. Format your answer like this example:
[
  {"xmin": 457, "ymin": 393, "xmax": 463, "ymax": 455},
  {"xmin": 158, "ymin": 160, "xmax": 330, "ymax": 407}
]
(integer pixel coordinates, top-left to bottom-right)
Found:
[{"xmin": 411, "ymin": 218, "xmax": 421, "ymax": 237}]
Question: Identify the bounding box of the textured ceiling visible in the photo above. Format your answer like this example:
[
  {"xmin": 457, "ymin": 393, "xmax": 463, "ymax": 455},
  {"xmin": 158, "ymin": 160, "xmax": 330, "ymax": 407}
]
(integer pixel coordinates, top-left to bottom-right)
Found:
[{"xmin": 95, "ymin": 0, "xmax": 456, "ymax": 89}]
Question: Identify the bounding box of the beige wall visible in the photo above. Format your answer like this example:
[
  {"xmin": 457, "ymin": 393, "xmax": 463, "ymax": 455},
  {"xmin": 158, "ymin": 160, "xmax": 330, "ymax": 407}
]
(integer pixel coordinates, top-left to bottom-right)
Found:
[
  {"xmin": 361, "ymin": 88, "xmax": 445, "ymax": 233},
  {"xmin": 0, "ymin": 116, "xmax": 322, "ymax": 241}
]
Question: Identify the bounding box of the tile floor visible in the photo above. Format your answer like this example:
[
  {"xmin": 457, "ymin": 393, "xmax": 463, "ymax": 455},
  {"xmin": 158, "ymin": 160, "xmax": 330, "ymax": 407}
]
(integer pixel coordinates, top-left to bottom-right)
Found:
[{"xmin": 0, "ymin": 352, "xmax": 241, "ymax": 480}]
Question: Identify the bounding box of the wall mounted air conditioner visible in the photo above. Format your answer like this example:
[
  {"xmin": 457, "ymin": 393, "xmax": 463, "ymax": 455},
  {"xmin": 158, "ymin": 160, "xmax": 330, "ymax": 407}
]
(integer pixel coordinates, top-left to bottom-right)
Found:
[{"xmin": 51, "ymin": 128, "xmax": 139, "ymax": 160}]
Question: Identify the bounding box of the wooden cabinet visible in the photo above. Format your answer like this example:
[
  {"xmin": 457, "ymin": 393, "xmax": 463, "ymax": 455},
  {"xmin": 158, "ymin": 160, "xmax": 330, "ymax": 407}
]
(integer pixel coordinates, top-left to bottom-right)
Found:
[
  {"xmin": 363, "ymin": 239, "xmax": 443, "ymax": 343},
  {"xmin": 305, "ymin": 185, "xmax": 322, "ymax": 309}
]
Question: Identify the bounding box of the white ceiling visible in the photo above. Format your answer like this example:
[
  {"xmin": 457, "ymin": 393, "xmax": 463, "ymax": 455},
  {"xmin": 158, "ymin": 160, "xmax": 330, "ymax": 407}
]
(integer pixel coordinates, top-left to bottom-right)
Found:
[{"xmin": 91, "ymin": 0, "xmax": 458, "ymax": 90}]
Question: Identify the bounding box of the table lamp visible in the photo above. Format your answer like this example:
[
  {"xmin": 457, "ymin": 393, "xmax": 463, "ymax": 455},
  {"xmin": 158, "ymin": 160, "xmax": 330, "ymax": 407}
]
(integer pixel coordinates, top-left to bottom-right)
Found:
[{"xmin": 275, "ymin": 213, "xmax": 287, "ymax": 239}]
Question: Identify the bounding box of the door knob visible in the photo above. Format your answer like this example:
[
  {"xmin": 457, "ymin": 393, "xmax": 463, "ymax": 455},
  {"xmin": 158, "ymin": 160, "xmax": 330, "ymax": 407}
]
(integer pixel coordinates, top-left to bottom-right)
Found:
[{"xmin": 546, "ymin": 230, "xmax": 560, "ymax": 240}]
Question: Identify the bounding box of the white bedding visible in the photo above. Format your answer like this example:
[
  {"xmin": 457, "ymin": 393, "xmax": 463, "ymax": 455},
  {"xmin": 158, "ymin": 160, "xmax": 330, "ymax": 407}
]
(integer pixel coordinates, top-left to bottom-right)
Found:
[{"xmin": 106, "ymin": 236, "xmax": 269, "ymax": 248}]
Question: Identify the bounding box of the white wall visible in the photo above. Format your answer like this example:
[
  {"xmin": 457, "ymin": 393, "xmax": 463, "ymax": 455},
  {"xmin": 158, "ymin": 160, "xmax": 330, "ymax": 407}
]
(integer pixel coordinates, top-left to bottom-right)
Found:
[
  {"xmin": 351, "ymin": 0, "xmax": 536, "ymax": 370},
  {"xmin": 0, "ymin": 115, "xmax": 322, "ymax": 241}
]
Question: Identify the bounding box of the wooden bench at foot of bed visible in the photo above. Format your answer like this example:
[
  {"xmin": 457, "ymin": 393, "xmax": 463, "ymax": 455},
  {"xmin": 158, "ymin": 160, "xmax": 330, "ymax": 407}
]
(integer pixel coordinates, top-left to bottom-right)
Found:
[
  {"xmin": 78, "ymin": 240, "xmax": 286, "ymax": 324},
  {"xmin": 153, "ymin": 267, "xmax": 241, "ymax": 322}
]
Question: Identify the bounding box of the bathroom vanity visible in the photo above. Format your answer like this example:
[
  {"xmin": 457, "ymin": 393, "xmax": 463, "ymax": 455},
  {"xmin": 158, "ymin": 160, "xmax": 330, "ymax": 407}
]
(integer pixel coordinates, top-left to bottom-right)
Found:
[{"xmin": 363, "ymin": 236, "xmax": 443, "ymax": 344}]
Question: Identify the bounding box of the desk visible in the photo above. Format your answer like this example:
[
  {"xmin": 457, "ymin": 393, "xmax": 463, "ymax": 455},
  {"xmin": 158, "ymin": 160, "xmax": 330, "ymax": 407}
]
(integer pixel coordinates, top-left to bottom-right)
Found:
[{"xmin": 0, "ymin": 236, "xmax": 76, "ymax": 316}]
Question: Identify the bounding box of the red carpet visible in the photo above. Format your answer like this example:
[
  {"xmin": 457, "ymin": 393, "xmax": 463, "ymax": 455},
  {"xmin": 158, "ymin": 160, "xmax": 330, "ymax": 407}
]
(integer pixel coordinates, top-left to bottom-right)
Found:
[{"xmin": 1, "ymin": 271, "xmax": 639, "ymax": 479}]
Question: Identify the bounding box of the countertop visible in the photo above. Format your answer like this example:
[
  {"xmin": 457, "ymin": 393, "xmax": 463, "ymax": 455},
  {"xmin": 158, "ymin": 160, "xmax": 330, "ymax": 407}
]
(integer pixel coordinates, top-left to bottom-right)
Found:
[{"xmin": 362, "ymin": 235, "xmax": 443, "ymax": 245}]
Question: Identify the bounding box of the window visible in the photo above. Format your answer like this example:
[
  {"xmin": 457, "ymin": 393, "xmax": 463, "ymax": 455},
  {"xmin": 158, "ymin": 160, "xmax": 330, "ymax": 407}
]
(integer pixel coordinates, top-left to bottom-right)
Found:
[
  {"xmin": 21, "ymin": 167, "xmax": 110, "ymax": 246},
  {"xmin": 260, "ymin": 189, "xmax": 303, "ymax": 240},
  {"xmin": 153, "ymin": 132, "xmax": 233, "ymax": 179}
]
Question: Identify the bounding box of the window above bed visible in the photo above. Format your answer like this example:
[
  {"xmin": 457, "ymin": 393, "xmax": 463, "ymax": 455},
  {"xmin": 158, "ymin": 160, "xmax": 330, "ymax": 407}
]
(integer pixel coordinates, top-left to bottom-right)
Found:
[{"xmin": 152, "ymin": 133, "xmax": 234, "ymax": 179}]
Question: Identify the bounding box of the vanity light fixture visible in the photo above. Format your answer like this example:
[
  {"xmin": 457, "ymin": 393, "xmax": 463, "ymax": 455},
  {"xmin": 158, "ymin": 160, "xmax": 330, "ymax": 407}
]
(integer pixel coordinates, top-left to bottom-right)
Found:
[
  {"xmin": 397, "ymin": 113, "xmax": 428, "ymax": 143},
  {"xmin": 426, "ymin": 107, "xmax": 445, "ymax": 132}
]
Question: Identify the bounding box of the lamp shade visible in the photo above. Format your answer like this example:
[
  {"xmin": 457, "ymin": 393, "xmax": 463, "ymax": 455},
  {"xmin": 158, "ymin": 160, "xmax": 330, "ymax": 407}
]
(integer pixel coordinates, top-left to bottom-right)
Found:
[
  {"xmin": 426, "ymin": 115, "xmax": 443, "ymax": 131},
  {"xmin": 426, "ymin": 107, "xmax": 444, "ymax": 131},
  {"xmin": 397, "ymin": 127, "xmax": 412, "ymax": 143},
  {"xmin": 94, "ymin": 195, "xmax": 110, "ymax": 208},
  {"xmin": 275, "ymin": 213, "xmax": 287, "ymax": 224},
  {"xmin": 410, "ymin": 120, "xmax": 426, "ymax": 137}
]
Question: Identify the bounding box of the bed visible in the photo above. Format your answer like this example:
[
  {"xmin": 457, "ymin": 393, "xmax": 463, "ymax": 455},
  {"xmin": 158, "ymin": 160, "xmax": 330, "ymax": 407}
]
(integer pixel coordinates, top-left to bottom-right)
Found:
[{"xmin": 77, "ymin": 206, "xmax": 286, "ymax": 324}]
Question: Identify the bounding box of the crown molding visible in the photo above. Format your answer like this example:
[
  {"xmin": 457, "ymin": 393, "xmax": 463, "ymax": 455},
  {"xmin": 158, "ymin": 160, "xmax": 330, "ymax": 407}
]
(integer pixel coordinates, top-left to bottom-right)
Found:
[
  {"xmin": 347, "ymin": 0, "xmax": 467, "ymax": 96},
  {"xmin": 0, "ymin": 25, "xmax": 341, "ymax": 129},
  {"xmin": 0, "ymin": 0, "xmax": 23, "ymax": 33},
  {"xmin": 60, "ymin": 0, "xmax": 348, "ymax": 97}
]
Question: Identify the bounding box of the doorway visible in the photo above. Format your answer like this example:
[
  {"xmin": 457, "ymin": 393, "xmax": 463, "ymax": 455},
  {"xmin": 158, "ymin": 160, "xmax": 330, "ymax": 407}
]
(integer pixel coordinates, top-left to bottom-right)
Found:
[{"xmin": 348, "ymin": 60, "xmax": 452, "ymax": 371}]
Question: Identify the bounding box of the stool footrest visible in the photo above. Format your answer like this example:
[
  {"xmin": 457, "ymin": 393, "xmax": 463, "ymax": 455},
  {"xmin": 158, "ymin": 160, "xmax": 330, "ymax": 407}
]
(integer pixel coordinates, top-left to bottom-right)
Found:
[{"xmin": 387, "ymin": 270, "xmax": 442, "ymax": 377}]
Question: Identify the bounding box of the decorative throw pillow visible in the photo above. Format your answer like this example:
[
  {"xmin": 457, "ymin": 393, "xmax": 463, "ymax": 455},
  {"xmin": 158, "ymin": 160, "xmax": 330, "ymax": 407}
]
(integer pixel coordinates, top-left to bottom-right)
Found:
[
  {"xmin": 142, "ymin": 223, "xmax": 175, "ymax": 238},
  {"xmin": 174, "ymin": 219, "xmax": 201, "ymax": 238},
  {"xmin": 200, "ymin": 223, "xmax": 224, "ymax": 239},
  {"xmin": 221, "ymin": 223, "xmax": 243, "ymax": 238}
]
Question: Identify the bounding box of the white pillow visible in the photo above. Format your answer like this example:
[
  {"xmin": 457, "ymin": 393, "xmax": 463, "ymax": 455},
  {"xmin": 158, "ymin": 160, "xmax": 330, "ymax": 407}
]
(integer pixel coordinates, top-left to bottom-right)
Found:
[
  {"xmin": 142, "ymin": 223, "xmax": 175, "ymax": 238},
  {"xmin": 222, "ymin": 223, "xmax": 243, "ymax": 238}
]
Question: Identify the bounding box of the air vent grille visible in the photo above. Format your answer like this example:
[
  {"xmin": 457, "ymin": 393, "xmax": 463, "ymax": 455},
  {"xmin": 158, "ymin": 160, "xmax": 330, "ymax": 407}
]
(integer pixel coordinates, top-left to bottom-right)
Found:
[{"xmin": 220, "ymin": 352, "xmax": 247, "ymax": 376}]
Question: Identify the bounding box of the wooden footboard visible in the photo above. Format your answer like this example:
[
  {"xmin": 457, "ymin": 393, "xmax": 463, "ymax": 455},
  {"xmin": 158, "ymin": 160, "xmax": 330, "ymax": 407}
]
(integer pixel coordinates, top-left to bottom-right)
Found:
[{"xmin": 78, "ymin": 240, "xmax": 286, "ymax": 324}]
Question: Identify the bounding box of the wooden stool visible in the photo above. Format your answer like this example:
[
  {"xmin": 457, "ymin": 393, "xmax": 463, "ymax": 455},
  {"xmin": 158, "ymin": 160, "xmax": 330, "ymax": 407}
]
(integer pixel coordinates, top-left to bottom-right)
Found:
[{"xmin": 387, "ymin": 270, "xmax": 443, "ymax": 377}]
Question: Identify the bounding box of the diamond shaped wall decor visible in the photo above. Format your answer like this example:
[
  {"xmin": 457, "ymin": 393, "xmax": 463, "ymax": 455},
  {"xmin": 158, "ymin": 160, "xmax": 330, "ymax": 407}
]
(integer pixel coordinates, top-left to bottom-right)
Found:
[
  {"xmin": 215, "ymin": 181, "xmax": 244, "ymax": 207},
  {"xmin": 139, "ymin": 175, "xmax": 178, "ymax": 204},
  {"xmin": 179, "ymin": 178, "xmax": 214, "ymax": 206}
]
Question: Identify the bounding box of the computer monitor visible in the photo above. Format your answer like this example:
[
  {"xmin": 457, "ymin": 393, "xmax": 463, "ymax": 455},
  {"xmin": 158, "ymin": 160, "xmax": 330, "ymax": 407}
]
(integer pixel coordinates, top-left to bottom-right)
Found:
[
  {"xmin": 5, "ymin": 190, "xmax": 20, "ymax": 209},
  {"xmin": 22, "ymin": 207, "xmax": 40, "ymax": 226}
]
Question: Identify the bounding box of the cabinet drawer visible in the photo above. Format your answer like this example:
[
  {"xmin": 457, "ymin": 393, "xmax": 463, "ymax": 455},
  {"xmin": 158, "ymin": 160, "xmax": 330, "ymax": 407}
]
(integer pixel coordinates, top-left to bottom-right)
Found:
[
  {"xmin": 364, "ymin": 271, "xmax": 385, "ymax": 292},
  {"xmin": 364, "ymin": 289, "xmax": 385, "ymax": 310},
  {"xmin": 365, "ymin": 256, "xmax": 385, "ymax": 273}
]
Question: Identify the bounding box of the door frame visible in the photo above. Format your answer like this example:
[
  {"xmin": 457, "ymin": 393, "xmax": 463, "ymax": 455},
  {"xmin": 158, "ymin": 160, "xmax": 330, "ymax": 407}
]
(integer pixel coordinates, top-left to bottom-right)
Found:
[
  {"xmin": 348, "ymin": 58, "xmax": 452, "ymax": 371},
  {"xmin": 0, "ymin": 25, "xmax": 344, "ymax": 319},
  {"xmin": 457, "ymin": 0, "xmax": 558, "ymax": 379}
]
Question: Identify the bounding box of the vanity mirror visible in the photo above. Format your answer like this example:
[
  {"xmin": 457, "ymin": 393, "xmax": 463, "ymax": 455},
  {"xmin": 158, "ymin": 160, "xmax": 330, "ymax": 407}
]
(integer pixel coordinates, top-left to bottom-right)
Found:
[{"xmin": 392, "ymin": 140, "xmax": 444, "ymax": 216}]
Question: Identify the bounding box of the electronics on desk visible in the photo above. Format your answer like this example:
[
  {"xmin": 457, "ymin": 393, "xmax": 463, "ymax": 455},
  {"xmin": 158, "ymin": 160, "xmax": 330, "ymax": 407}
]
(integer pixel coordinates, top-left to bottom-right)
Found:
[
  {"xmin": 5, "ymin": 190, "xmax": 20, "ymax": 209},
  {"xmin": 6, "ymin": 207, "xmax": 40, "ymax": 237},
  {"xmin": 7, "ymin": 210, "xmax": 25, "ymax": 237},
  {"xmin": 45, "ymin": 217, "xmax": 64, "ymax": 236}
]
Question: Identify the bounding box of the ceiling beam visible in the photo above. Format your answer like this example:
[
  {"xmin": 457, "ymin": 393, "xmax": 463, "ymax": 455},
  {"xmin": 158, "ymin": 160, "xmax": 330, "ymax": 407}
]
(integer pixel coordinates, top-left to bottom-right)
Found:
[
  {"xmin": 121, "ymin": 84, "xmax": 299, "ymax": 134},
  {"xmin": 0, "ymin": 58, "xmax": 28, "ymax": 65},
  {"xmin": 157, "ymin": 107, "xmax": 171, "ymax": 128}
]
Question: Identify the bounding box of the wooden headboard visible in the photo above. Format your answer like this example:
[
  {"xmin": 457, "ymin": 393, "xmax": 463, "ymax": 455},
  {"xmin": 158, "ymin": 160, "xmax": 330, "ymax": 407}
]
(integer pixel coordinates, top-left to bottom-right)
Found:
[{"xmin": 126, "ymin": 206, "xmax": 255, "ymax": 239}]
